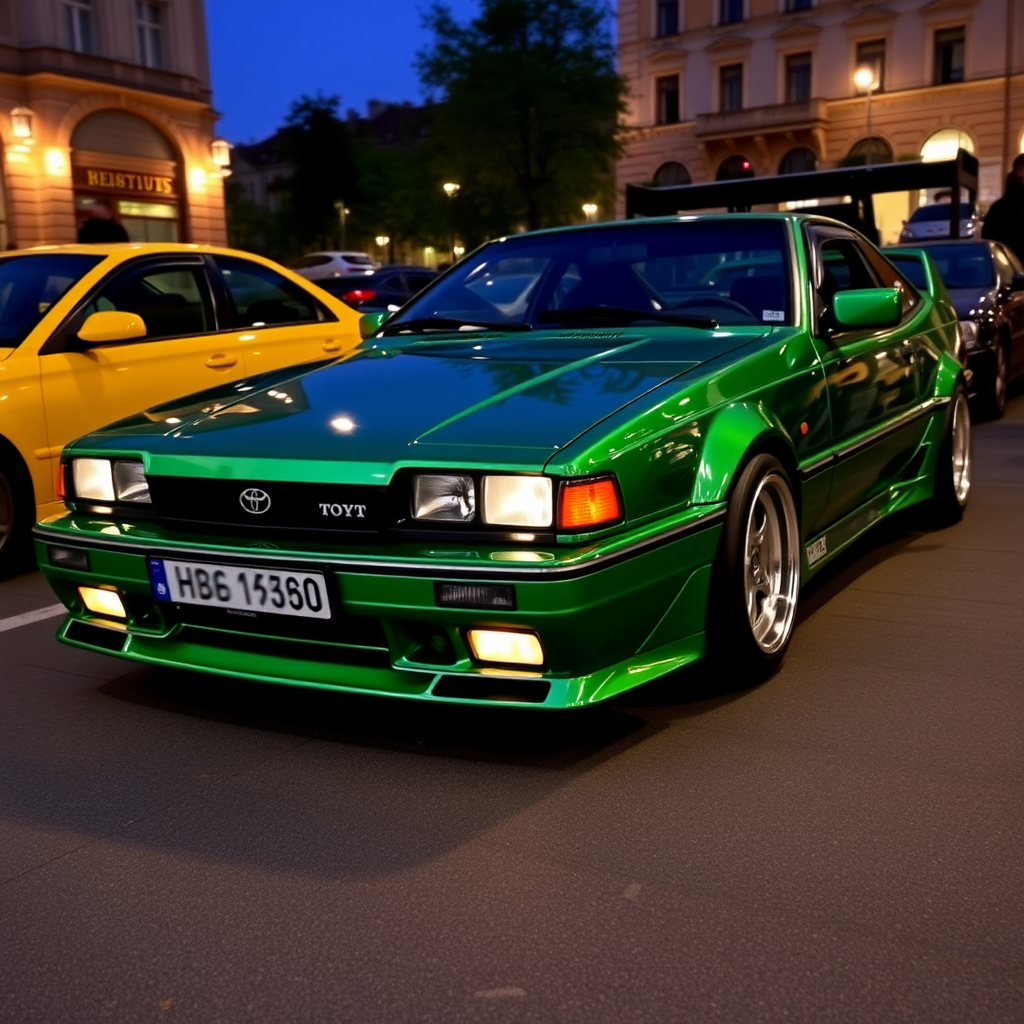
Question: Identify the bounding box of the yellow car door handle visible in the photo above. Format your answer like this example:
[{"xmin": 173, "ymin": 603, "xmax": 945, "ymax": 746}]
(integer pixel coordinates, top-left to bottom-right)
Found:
[
  {"xmin": 206, "ymin": 354, "xmax": 238, "ymax": 369},
  {"xmin": 322, "ymin": 340, "xmax": 341, "ymax": 352}
]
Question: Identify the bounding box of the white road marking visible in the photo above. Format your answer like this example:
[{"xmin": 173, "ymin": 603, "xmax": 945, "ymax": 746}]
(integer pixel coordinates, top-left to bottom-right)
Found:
[
  {"xmin": 474, "ymin": 987, "xmax": 526, "ymax": 1000},
  {"xmin": 623, "ymin": 881, "xmax": 642, "ymax": 901},
  {"xmin": 0, "ymin": 604, "xmax": 66, "ymax": 634}
]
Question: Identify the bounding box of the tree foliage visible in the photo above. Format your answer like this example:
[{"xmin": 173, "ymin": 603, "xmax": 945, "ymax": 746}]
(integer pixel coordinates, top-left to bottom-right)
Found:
[
  {"xmin": 282, "ymin": 93, "xmax": 358, "ymax": 248},
  {"xmin": 417, "ymin": 0, "xmax": 627, "ymax": 233}
]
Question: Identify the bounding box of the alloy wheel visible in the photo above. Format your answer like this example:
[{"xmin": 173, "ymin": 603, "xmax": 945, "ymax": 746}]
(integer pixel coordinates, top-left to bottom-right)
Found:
[
  {"xmin": 743, "ymin": 472, "xmax": 800, "ymax": 654},
  {"xmin": 951, "ymin": 392, "xmax": 972, "ymax": 506}
]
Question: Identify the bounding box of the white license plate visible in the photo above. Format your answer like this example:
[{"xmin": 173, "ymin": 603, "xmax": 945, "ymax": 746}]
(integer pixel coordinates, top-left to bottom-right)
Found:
[{"xmin": 150, "ymin": 558, "xmax": 331, "ymax": 620}]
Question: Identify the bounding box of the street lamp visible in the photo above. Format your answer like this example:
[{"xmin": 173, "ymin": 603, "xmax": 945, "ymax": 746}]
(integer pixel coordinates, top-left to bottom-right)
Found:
[
  {"xmin": 582, "ymin": 202, "xmax": 598, "ymax": 222},
  {"xmin": 442, "ymin": 182, "xmax": 460, "ymax": 262},
  {"xmin": 853, "ymin": 66, "xmax": 879, "ymax": 167},
  {"xmin": 10, "ymin": 106, "xmax": 33, "ymax": 141},
  {"xmin": 211, "ymin": 138, "xmax": 232, "ymax": 177},
  {"xmin": 334, "ymin": 201, "xmax": 350, "ymax": 248}
]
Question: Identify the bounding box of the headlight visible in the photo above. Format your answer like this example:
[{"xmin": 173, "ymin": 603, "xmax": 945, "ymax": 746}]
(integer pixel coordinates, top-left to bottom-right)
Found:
[
  {"xmin": 412, "ymin": 474, "xmax": 475, "ymax": 521},
  {"xmin": 482, "ymin": 475, "xmax": 552, "ymax": 528},
  {"xmin": 71, "ymin": 458, "xmax": 151, "ymax": 504},
  {"xmin": 959, "ymin": 320, "xmax": 980, "ymax": 350}
]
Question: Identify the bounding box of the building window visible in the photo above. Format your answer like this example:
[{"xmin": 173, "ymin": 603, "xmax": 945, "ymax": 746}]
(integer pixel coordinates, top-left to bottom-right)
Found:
[
  {"xmin": 137, "ymin": 1, "xmax": 164, "ymax": 69},
  {"xmin": 64, "ymin": 0, "xmax": 94, "ymax": 54},
  {"xmin": 656, "ymin": 75, "xmax": 681, "ymax": 124},
  {"xmin": 720, "ymin": 64, "xmax": 743, "ymax": 112},
  {"xmin": 720, "ymin": 0, "xmax": 744, "ymax": 25},
  {"xmin": 933, "ymin": 27, "xmax": 965, "ymax": 84},
  {"xmin": 785, "ymin": 53, "xmax": 812, "ymax": 103},
  {"xmin": 656, "ymin": 0, "xmax": 679, "ymax": 37},
  {"xmin": 784, "ymin": 0, "xmax": 813, "ymax": 10},
  {"xmin": 856, "ymin": 39, "xmax": 886, "ymax": 93},
  {"xmin": 717, "ymin": 155, "xmax": 754, "ymax": 180},
  {"xmin": 779, "ymin": 147, "xmax": 817, "ymax": 174},
  {"xmin": 653, "ymin": 161, "xmax": 691, "ymax": 186}
]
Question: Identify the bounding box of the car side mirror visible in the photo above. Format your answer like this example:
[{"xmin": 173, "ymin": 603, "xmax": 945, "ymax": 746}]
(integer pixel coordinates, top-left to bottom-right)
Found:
[
  {"xmin": 77, "ymin": 310, "xmax": 147, "ymax": 345},
  {"xmin": 359, "ymin": 311, "xmax": 390, "ymax": 340},
  {"xmin": 1011, "ymin": 273, "xmax": 1024, "ymax": 293},
  {"xmin": 831, "ymin": 288, "xmax": 901, "ymax": 329}
]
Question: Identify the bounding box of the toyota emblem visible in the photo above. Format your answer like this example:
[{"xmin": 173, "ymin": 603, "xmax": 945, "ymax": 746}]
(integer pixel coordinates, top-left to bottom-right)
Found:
[{"xmin": 239, "ymin": 487, "xmax": 272, "ymax": 515}]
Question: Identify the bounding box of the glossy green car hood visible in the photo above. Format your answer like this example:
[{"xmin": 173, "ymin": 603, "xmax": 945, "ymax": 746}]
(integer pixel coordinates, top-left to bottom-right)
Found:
[{"xmin": 77, "ymin": 329, "xmax": 767, "ymax": 473}]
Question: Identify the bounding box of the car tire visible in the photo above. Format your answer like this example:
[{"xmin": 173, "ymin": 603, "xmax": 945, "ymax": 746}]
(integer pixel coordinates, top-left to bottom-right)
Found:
[
  {"xmin": 0, "ymin": 455, "xmax": 33, "ymax": 577},
  {"xmin": 706, "ymin": 453, "xmax": 801, "ymax": 681},
  {"xmin": 927, "ymin": 385, "xmax": 972, "ymax": 526},
  {"xmin": 981, "ymin": 341, "xmax": 1008, "ymax": 421}
]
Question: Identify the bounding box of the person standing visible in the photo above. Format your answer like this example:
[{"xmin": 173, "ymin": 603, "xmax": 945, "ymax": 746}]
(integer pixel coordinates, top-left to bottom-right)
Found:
[
  {"xmin": 77, "ymin": 198, "xmax": 130, "ymax": 243},
  {"xmin": 981, "ymin": 154, "xmax": 1024, "ymax": 263}
]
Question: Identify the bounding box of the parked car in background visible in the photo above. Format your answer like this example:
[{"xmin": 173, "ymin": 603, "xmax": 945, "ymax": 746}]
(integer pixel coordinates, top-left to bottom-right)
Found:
[
  {"xmin": 898, "ymin": 202, "xmax": 979, "ymax": 242},
  {"xmin": 290, "ymin": 251, "xmax": 379, "ymax": 280},
  {"xmin": 316, "ymin": 266, "xmax": 440, "ymax": 312},
  {"xmin": 0, "ymin": 243, "xmax": 363, "ymax": 573},
  {"xmin": 36, "ymin": 214, "xmax": 970, "ymax": 709},
  {"xmin": 885, "ymin": 239, "xmax": 1024, "ymax": 418}
]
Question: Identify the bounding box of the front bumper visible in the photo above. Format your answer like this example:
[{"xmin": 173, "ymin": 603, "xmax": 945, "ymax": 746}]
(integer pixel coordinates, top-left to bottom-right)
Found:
[{"xmin": 34, "ymin": 509, "xmax": 723, "ymax": 709}]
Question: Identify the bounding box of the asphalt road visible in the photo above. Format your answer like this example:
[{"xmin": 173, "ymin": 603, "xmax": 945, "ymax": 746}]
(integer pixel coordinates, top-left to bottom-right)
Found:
[{"xmin": 1, "ymin": 397, "xmax": 1022, "ymax": 1024}]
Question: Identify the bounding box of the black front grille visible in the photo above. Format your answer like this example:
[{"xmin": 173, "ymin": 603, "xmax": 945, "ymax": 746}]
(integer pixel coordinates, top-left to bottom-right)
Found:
[{"xmin": 148, "ymin": 477, "xmax": 387, "ymax": 534}]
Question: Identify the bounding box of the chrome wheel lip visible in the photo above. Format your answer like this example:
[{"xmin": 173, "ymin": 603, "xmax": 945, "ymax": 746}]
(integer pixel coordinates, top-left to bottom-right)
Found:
[
  {"xmin": 951, "ymin": 392, "xmax": 972, "ymax": 507},
  {"xmin": 743, "ymin": 472, "xmax": 800, "ymax": 654}
]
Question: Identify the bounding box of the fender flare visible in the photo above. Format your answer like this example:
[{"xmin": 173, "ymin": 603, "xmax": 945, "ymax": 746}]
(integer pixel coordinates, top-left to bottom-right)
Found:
[{"xmin": 691, "ymin": 401, "xmax": 799, "ymax": 507}]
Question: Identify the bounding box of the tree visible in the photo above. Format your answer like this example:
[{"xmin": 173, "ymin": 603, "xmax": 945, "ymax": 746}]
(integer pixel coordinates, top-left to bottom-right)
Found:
[
  {"xmin": 417, "ymin": 0, "xmax": 627, "ymax": 233},
  {"xmin": 282, "ymin": 94, "xmax": 358, "ymax": 249}
]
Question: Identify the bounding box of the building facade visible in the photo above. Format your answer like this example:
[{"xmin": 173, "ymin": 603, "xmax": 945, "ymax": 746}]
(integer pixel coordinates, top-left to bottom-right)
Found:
[
  {"xmin": 0, "ymin": 0, "xmax": 226, "ymax": 249},
  {"xmin": 617, "ymin": 0, "xmax": 1024, "ymax": 240}
]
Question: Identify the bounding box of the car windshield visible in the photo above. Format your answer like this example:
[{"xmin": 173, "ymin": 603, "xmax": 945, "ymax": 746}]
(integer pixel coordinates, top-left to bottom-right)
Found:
[
  {"xmin": 384, "ymin": 219, "xmax": 793, "ymax": 334},
  {"xmin": 919, "ymin": 243, "xmax": 995, "ymax": 289},
  {"xmin": 909, "ymin": 203, "xmax": 975, "ymax": 223},
  {"xmin": 0, "ymin": 254, "xmax": 103, "ymax": 348}
]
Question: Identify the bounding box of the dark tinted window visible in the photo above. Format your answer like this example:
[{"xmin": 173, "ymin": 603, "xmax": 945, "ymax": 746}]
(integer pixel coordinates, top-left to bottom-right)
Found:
[
  {"xmin": 909, "ymin": 203, "xmax": 975, "ymax": 223},
  {"xmin": 885, "ymin": 254, "xmax": 929, "ymax": 290},
  {"xmin": 292, "ymin": 254, "xmax": 333, "ymax": 269},
  {"xmin": 0, "ymin": 254, "xmax": 103, "ymax": 348},
  {"xmin": 388, "ymin": 219, "xmax": 793, "ymax": 330},
  {"xmin": 917, "ymin": 242, "xmax": 994, "ymax": 289},
  {"xmin": 214, "ymin": 256, "xmax": 326, "ymax": 327},
  {"xmin": 83, "ymin": 265, "xmax": 215, "ymax": 341}
]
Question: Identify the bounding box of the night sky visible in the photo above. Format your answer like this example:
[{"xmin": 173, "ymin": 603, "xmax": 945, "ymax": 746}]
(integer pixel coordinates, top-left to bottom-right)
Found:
[{"xmin": 206, "ymin": 0, "xmax": 482, "ymax": 144}]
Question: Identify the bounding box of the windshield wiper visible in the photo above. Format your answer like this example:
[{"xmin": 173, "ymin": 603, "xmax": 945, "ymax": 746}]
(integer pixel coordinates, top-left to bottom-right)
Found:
[
  {"xmin": 379, "ymin": 317, "xmax": 532, "ymax": 336},
  {"xmin": 538, "ymin": 307, "xmax": 718, "ymax": 330}
]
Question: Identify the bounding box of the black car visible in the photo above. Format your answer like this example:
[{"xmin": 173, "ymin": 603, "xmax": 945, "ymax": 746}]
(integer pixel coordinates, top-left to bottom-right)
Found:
[
  {"xmin": 315, "ymin": 266, "xmax": 439, "ymax": 312},
  {"xmin": 886, "ymin": 240, "xmax": 1024, "ymax": 418}
]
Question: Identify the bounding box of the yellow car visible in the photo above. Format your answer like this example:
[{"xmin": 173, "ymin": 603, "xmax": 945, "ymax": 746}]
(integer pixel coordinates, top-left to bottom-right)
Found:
[{"xmin": 0, "ymin": 242, "xmax": 362, "ymax": 571}]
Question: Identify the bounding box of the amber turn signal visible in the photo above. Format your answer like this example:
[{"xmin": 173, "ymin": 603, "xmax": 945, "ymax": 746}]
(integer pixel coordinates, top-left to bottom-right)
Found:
[{"xmin": 558, "ymin": 477, "xmax": 622, "ymax": 531}]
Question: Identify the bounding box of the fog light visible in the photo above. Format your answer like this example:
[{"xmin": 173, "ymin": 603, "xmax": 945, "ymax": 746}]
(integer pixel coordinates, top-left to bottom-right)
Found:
[
  {"xmin": 467, "ymin": 628, "xmax": 544, "ymax": 666},
  {"xmin": 78, "ymin": 587, "xmax": 126, "ymax": 620}
]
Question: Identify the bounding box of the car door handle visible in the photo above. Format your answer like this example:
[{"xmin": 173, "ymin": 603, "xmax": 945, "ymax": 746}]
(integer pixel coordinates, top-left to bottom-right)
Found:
[
  {"xmin": 205, "ymin": 354, "xmax": 238, "ymax": 369},
  {"xmin": 322, "ymin": 340, "xmax": 341, "ymax": 352}
]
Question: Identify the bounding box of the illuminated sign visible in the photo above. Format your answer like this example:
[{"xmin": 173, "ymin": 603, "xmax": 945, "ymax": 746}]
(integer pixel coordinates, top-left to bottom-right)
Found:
[{"xmin": 74, "ymin": 166, "xmax": 178, "ymax": 199}]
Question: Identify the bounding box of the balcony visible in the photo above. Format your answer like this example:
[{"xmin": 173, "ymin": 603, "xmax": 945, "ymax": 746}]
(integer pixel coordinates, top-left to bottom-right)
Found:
[
  {"xmin": 0, "ymin": 46, "xmax": 210, "ymax": 103},
  {"xmin": 695, "ymin": 98, "xmax": 827, "ymax": 140}
]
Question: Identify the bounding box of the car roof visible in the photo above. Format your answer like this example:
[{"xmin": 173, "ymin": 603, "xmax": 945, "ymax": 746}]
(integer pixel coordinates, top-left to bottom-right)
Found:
[{"xmin": 5, "ymin": 242, "xmax": 274, "ymax": 259}]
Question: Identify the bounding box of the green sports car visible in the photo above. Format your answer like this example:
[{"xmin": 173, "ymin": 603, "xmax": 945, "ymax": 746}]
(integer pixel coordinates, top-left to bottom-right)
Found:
[{"xmin": 34, "ymin": 214, "xmax": 971, "ymax": 708}]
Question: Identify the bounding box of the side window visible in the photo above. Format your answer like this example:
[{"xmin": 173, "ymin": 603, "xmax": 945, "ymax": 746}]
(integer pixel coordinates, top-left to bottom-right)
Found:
[
  {"xmin": 862, "ymin": 245, "xmax": 920, "ymax": 318},
  {"xmin": 813, "ymin": 234, "xmax": 880, "ymax": 335},
  {"xmin": 214, "ymin": 256, "xmax": 328, "ymax": 327},
  {"xmin": 992, "ymin": 244, "xmax": 1019, "ymax": 284},
  {"xmin": 82, "ymin": 265, "xmax": 215, "ymax": 342}
]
